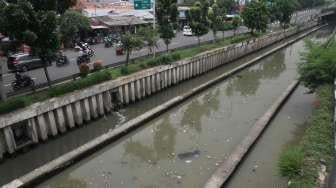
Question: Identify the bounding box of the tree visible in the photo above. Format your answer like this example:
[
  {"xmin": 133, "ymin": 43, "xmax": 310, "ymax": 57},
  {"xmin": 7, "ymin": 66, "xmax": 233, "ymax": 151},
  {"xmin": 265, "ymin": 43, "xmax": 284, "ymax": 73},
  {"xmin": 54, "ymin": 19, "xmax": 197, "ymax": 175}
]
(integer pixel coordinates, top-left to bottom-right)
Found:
[
  {"xmin": 32, "ymin": 10, "xmax": 59, "ymax": 85},
  {"xmin": 241, "ymin": 0, "xmax": 269, "ymax": 34},
  {"xmin": 217, "ymin": 0, "xmax": 237, "ymax": 14},
  {"xmin": 208, "ymin": 3, "xmax": 222, "ymax": 42},
  {"xmin": 138, "ymin": 27, "xmax": 159, "ymax": 56},
  {"xmin": 6, "ymin": 0, "xmax": 77, "ymax": 14},
  {"xmin": 274, "ymin": 0, "xmax": 298, "ymax": 28},
  {"xmin": 59, "ymin": 9, "xmax": 89, "ymax": 47},
  {"xmin": 186, "ymin": 1, "xmax": 210, "ymax": 45},
  {"xmin": 156, "ymin": 0, "xmax": 178, "ymax": 52},
  {"xmin": 231, "ymin": 16, "xmax": 241, "ymax": 36},
  {"xmin": 0, "ymin": 0, "xmax": 36, "ymax": 44},
  {"xmin": 215, "ymin": 0, "xmax": 228, "ymax": 38},
  {"xmin": 0, "ymin": 0, "xmax": 59, "ymax": 86},
  {"xmin": 121, "ymin": 31, "xmax": 143, "ymax": 66}
]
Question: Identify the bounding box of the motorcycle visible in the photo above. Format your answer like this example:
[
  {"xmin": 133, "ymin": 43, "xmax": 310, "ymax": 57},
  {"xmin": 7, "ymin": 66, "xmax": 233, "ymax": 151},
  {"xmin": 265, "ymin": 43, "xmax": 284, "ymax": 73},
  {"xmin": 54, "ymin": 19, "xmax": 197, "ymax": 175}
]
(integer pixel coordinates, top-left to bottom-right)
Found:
[
  {"xmin": 77, "ymin": 54, "xmax": 90, "ymax": 65},
  {"xmin": 56, "ymin": 52, "xmax": 69, "ymax": 66},
  {"xmin": 11, "ymin": 73, "xmax": 35, "ymax": 91},
  {"xmin": 104, "ymin": 36, "xmax": 113, "ymax": 48}
]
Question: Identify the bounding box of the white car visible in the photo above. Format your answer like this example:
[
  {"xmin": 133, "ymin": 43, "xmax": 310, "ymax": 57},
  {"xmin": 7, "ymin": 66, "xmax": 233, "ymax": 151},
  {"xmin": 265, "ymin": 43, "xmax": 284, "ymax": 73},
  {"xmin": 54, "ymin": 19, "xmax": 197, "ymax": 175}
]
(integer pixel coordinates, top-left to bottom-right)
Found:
[{"xmin": 183, "ymin": 26, "xmax": 193, "ymax": 36}]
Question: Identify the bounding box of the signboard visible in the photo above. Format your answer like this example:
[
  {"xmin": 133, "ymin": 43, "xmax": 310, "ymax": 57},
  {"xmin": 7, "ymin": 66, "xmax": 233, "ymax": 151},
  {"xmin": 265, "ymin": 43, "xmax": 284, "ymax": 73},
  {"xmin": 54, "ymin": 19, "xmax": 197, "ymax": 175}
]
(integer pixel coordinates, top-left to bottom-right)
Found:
[{"xmin": 134, "ymin": 0, "xmax": 151, "ymax": 10}]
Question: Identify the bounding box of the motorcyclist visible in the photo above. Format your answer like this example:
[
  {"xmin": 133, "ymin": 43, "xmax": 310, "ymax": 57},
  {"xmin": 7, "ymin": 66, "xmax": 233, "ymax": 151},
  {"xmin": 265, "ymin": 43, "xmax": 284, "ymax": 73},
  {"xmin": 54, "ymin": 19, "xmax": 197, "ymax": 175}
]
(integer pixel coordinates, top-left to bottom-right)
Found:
[
  {"xmin": 14, "ymin": 71, "xmax": 25, "ymax": 82},
  {"xmin": 12, "ymin": 71, "xmax": 34, "ymax": 90}
]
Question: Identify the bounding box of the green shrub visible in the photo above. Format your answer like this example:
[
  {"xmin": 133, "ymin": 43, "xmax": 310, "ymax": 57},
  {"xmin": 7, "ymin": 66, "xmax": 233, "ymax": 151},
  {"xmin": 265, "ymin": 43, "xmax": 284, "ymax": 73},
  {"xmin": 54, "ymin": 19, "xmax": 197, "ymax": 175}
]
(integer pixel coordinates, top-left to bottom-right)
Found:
[
  {"xmin": 79, "ymin": 63, "xmax": 90, "ymax": 77},
  {"xmin": 0, "ymin": 98, "xmax": 26, "ymax": 114},
  {"xmin": 120, "ymin": 66, "xmax": 130, "ymax": 75},
  {"xmin": 93, "ymin": 60, "xmax": 103, "ymax": 71},
  {"xmin": 139, "ymin": 63, "xmax": 147, "ymax": 69},
  {"xmin": 278, "ymin": 147, "xmax": 305, "ymax": 179},
  {"xmin": 47, "ymin": 71, "xmax": 111, "ymax": 97},
  {"xmin": 146, "ymin": 59, "xmax": 158, "ymax": 67},
  {"xmin": 159, "ymin": 55, "xmax": 171, "ymax": 64},
  {"xmin": 171, "ymin": 53, "xmax": 181, "ymax": 61},
  {"xmin": 299, "ymin": 40, "xmax": 336, "ymax": 89}
]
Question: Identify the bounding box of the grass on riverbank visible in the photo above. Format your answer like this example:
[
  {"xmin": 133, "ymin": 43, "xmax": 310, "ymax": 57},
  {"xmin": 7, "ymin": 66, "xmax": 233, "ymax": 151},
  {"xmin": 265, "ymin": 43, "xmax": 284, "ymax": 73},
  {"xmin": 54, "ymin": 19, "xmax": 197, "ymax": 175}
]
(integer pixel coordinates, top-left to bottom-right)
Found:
[
  {"xmin": 278, "ymin": 84, "xmax": 334, "ymax": 188},
  {"xmin": 0, "ymin": 33, "xmax": 254, "ymax": 115}
]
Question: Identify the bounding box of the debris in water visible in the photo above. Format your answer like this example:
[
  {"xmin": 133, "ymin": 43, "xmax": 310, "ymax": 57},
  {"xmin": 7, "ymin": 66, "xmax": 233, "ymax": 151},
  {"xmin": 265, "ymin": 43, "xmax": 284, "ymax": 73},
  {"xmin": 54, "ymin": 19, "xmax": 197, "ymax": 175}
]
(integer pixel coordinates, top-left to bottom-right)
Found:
[
  {"xmin": 177, "ymin": 150, "xmax": 200, "ymax": 160},
  {"xmin": 252, "ymin": 165, "xmax": 259, "ymax": 172}
]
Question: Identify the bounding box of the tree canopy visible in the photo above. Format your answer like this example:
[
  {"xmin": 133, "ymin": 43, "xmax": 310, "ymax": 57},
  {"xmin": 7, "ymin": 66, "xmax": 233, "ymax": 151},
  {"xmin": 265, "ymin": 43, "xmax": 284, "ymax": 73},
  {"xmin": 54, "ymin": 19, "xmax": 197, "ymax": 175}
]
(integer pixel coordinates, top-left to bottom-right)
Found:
[
  {"xmin": 186, "ymin": 0, "xmax": 210, "ymax": 45},
  {"xmin": 274, "ymin": 0, "xmax": 298, "ymax": 28},
  {"xmin": 0, "ymin": 0, "xmax": 60, "ymax": 85},
  {"xmin": 216, "ymin": 0, "xmax": 238, "ymax": 14},
  {"xmin": 5, "ymin": 0, "xmax": 76, "ymax": 14},
  {"xmin": 241, "ymin": 0, "xmax": 269, "ymax": 34},
  {"xmin": 208, "ymin": 3, "xmax": 222, "ymax": 41},
  {"xmin": 138, "ymin": 27, "xmax": 159, "ymax": 56},
  {"xmin": 59, "ymin": 9, "xmax": 89, "ymax": 46},
  {"xmin": 156, "ymin": 0, "xmax": 178, "ymax": 52},
  {"xmin": 121, "ymin": 31, "xmax": 143, "ymax": 66}
]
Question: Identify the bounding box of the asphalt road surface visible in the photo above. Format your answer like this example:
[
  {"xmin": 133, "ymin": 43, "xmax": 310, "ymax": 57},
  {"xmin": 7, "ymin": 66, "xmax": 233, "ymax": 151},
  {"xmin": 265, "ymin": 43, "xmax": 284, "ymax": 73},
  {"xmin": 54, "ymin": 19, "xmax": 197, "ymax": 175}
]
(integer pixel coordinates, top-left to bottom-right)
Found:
[{"xmin": 2, "ymin": 27, "xmax": 249, "ymax": 93}]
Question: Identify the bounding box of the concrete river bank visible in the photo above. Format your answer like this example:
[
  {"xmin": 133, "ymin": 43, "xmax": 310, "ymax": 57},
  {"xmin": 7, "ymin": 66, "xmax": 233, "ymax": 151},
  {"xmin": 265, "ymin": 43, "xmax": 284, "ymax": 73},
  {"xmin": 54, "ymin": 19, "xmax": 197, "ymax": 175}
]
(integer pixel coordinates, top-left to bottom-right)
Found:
[{"xmin": 0, "ymin": 26, "xmax": 333, "ymax": 187}]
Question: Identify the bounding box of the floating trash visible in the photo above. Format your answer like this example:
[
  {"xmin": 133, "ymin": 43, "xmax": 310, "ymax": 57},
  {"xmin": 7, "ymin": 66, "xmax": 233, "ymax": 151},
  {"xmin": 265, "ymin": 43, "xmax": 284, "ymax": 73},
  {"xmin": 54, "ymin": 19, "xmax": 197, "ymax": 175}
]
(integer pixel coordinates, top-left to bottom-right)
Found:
[{"xmin": 177, "ymin": 150, "xmax": 200, "ymax": 160}]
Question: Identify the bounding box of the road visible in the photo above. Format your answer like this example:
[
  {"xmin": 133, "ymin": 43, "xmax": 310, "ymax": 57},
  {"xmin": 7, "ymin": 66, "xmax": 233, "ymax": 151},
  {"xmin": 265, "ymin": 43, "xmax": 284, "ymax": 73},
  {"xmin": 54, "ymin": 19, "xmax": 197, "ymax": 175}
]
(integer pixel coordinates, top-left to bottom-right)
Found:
[
  {"xmin": 1, "ymin": 8, "xmax": 321, "ymax": 94},
  {"xmin": 2, "ymin": 28, "xmax": 249, "ymax": 94}
]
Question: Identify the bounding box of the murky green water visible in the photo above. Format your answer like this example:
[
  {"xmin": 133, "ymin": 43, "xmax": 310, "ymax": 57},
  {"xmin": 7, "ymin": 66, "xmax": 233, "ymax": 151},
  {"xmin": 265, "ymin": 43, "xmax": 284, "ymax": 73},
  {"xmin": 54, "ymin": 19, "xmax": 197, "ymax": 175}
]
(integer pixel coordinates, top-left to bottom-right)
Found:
[
  {"xmin": 36, "ymin": 30, "xmax": 323, "ymax": 188},
  {"xmin": 0, "ymin": 27, "xmax": 333, "ymax": 187}
]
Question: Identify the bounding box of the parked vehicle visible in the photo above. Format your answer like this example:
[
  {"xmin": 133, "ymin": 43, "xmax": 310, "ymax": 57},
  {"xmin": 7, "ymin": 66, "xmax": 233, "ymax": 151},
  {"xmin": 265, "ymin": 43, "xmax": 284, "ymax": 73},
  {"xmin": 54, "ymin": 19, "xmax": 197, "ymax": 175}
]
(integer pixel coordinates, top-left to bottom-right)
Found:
[
  {"xmin": 7, "ymin": 53, "xmax": 49, "ymax": 72},
  {"xmin": 104, "ymin": 36, "xmax": 114, "ymax": 48},
  {"xmin": 11, "ymin": 72, "xmax": 35, "ymax": 91},
  {"xmin": 115, "ymin": 41, "xmax": 124, "ymax": 56},
  {"xmin": 85, "ymin": 37, "xmax": 99, "ymax": 45},
  {"xmin": 183, "ymin": 26, "xmax": 193, "ymax": 36}
]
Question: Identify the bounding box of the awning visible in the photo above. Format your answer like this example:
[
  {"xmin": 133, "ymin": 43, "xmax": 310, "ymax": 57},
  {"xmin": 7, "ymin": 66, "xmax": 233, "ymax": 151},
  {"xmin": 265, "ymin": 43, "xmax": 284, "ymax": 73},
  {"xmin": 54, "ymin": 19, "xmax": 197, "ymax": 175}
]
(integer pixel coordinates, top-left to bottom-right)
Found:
[{"xmin": 90, "ymin": 25, "xmax": 109, "ymax": 29}]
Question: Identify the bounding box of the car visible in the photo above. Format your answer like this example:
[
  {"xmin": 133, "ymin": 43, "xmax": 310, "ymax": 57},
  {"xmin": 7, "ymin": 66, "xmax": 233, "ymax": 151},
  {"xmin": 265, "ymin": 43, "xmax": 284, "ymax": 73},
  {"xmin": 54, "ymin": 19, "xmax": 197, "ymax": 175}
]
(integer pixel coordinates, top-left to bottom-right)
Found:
[
  {"xmin": 183, "ymin": 26, "xmax": 193, "ymax": 36},
  {"xmin": 7, "ymin": 53, "xmax": 47, "ymax": 72}
]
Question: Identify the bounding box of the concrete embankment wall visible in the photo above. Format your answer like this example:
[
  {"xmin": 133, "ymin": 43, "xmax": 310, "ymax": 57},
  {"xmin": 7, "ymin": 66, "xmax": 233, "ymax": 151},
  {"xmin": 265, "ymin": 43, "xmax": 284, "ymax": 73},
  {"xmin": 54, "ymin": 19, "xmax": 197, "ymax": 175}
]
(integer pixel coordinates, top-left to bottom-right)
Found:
[{"xmin": 0, "ymin": 21, "xmax": 317, "ymax": 160}]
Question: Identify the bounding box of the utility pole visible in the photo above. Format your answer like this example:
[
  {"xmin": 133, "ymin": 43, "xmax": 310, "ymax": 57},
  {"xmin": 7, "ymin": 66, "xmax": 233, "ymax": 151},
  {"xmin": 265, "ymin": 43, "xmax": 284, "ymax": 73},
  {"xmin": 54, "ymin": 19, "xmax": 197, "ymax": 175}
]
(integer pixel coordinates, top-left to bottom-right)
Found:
[{"xmin": 153, "ymin": 0, "xmax": 156, "ymax": 58}]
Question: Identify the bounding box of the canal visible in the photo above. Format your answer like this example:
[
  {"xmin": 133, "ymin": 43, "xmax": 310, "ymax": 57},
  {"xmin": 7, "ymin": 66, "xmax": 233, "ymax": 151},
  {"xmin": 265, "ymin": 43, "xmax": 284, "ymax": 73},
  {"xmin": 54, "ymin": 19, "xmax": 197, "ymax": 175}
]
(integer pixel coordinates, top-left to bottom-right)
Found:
[
  {"xmin": 0, "ymin": 26, "xmax": 333, "ymax": 187},
  {"xmin": 34, "ymin": 27, "xmax": 333, "ymax": 188}
]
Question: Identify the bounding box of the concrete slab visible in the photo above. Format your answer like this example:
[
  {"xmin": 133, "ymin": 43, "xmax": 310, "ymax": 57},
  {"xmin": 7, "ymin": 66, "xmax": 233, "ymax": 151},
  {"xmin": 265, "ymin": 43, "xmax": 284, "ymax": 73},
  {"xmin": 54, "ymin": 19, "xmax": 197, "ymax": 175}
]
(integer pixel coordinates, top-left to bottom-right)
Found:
[
  {"xmin": 73, "ymin": 101, "xmax": 84, "ymax": 126},
  {"xmin": 47, "ymin": 111, "xmax": 58, "ymax": 136},
  {"xmin": 97, "ymin": 94, "xmax": 105, "ymax": 116},
  {"xmin": 37, "ymin": 115, "xmax": 48, "ymax": 141},
  {"xmin": 65, "ymin": 105, "xmax": 75, "ymax": 128},
  {"xmin": 3, "ymin": 127, "xmax": 16, "ymax": 154},
  {"xmin": 56, "ymin": 108, "xmax": 66, "ymax": 133}
]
